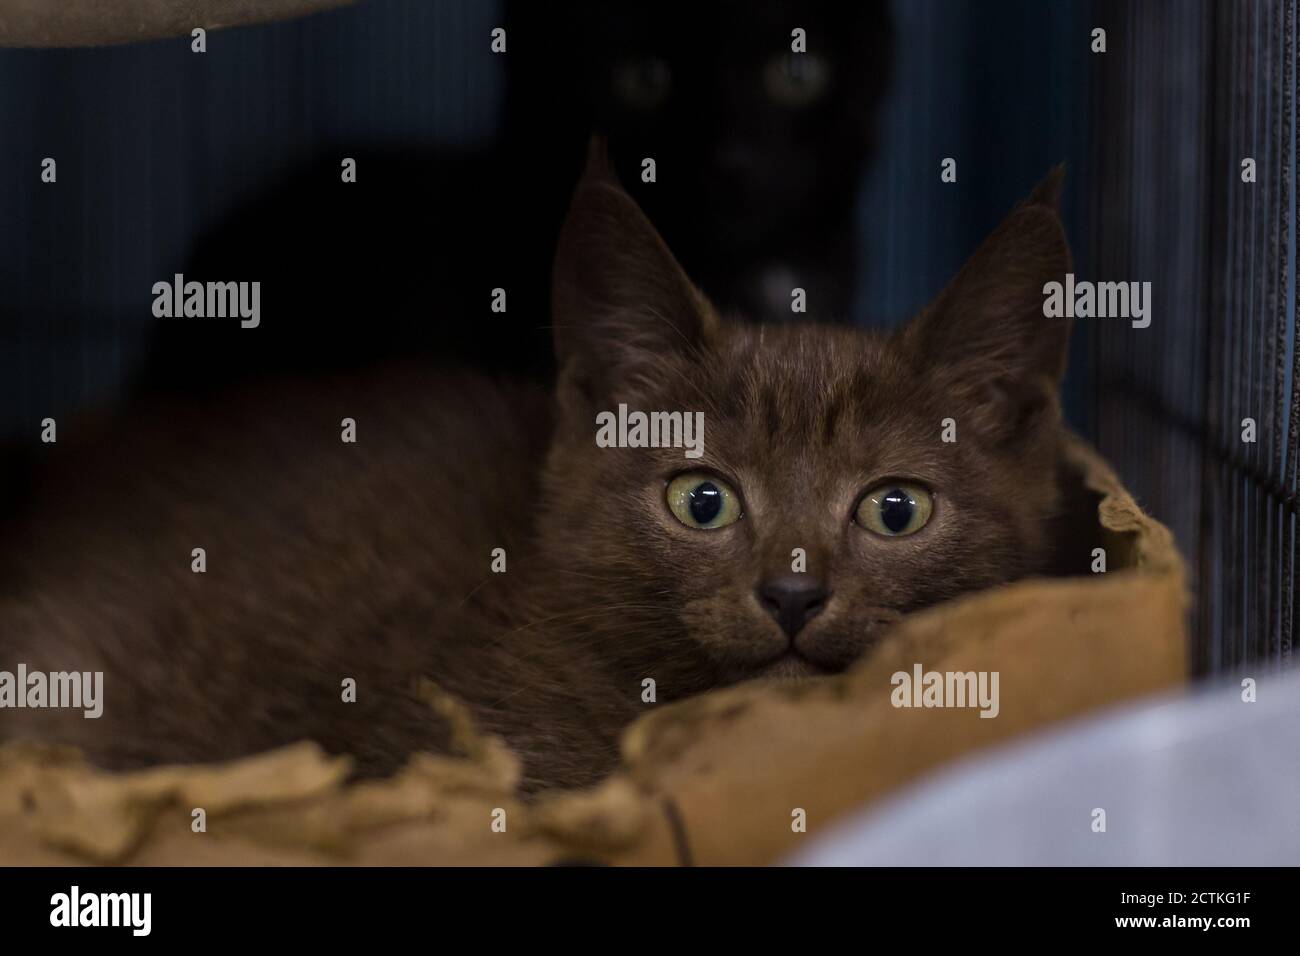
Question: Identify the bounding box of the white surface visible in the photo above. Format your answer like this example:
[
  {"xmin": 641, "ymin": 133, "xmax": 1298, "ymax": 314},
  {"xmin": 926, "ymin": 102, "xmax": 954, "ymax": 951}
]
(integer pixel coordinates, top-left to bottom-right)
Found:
[{"xmin": 788, "ymin": 668, "xmax": 1300, "ymax": 866}]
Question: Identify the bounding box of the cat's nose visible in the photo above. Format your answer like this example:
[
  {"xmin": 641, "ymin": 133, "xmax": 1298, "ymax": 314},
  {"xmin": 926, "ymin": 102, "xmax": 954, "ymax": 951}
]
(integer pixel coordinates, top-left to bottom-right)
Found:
[{"xmin": 756, "ymin": 576, "xmax": 829, "ymax": 639}]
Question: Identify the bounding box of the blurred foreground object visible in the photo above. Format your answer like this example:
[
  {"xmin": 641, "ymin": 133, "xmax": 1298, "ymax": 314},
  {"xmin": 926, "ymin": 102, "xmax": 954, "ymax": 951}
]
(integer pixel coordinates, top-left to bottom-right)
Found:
[{"xmin": 789, "ymin": 668, "xmax": 1300, "ymax": 866}]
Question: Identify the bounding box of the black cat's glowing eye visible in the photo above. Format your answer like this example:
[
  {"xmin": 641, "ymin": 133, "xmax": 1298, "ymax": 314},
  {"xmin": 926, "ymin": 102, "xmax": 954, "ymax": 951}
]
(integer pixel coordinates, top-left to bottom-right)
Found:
[
  {"xmin": 612, "ymin": 56, "xmax": 673, "ymax": 110},
  {"xmin": 855, "ymin": 482, "xmax": 933, "ymax": 537},
  {"xmin": 666, "ymin": 473, "xmax": 742, "ymax": 530},
  {"xmin": 763, "ymin": 53, "xmax": 831, "ymax": 108}
]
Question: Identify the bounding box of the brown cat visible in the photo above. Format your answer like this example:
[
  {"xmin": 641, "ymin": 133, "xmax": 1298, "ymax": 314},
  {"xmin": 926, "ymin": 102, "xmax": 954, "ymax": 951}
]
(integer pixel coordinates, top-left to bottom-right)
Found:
[{"xmin": 0, "ymin": 147, "xmax": 1074, "ymax": 792}]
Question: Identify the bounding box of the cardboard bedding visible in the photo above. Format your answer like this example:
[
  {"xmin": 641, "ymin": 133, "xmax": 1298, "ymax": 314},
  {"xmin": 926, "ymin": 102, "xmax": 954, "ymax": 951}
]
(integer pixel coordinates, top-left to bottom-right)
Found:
[
  {"xmin": 0, "ymin": 434, "xmax": 1187, "ymax": 866},
  {"xmin": 0, "ymin": 0, "xmax": 360, "ymax": 46}
]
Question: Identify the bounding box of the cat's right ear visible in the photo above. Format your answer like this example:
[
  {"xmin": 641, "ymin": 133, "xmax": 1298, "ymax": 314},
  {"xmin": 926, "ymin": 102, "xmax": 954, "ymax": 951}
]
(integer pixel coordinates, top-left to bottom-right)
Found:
[
  {"xmin": 895, "ymin": 167, "xmax": 1073, "ymax": 444},
  {"xmin": 551, "ymin": 138, "xmax": 718, "ymax": 411}
]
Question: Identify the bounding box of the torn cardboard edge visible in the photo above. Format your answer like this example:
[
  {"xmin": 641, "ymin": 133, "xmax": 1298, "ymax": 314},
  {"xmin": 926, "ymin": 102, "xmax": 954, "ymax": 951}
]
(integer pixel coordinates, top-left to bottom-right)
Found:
[
  {"xmin": 0, "ymin": 0, "xmax": 358, "ymax": 47},
  {"xmin": 0, "ymin": 432, "xmax": 1187, "ymax": 865}
]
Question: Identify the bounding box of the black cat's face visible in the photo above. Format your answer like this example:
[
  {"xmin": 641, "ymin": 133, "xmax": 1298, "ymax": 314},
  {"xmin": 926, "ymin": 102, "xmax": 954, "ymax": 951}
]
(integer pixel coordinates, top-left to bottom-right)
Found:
[
  {"xmin": 542, "ymin": 148, "xmax": 1073, "ymax": 686},
  {"xmin": 574, "ymin": 2, "xmax": 888, "ymax": 237},
  {"xmin": 506, "ymin": 1, "xmax": 892, "ymax": 318}
]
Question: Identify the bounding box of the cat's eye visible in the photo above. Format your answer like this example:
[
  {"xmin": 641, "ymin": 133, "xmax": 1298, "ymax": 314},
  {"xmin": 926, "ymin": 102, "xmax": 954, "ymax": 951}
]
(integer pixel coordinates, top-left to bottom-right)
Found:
[
  {"xmin": 855, "ymin": 482, "xmax": 934, "ymax": 537},
  {"xmin": 763, "ymin": 53, "xmax": 831, "ymax": 108},
  {"xmin": 612, "ymin": 56, "xmax": 673, "ymax": 110},
  {"xmin": 666, "ymin": 473, "xmax": 742, "ymax": 530}
]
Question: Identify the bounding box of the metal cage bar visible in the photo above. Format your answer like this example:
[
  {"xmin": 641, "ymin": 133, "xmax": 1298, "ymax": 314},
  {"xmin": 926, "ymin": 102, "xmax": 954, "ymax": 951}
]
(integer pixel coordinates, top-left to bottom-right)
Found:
[{"xmin": 1093, "ymin": 0, "xmax": 1298, "ymax": 676}]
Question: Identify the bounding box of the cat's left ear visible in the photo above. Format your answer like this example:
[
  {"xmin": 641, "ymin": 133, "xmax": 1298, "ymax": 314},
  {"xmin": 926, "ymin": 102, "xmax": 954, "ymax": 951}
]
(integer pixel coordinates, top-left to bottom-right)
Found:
[
  {"xmin": 897, "ymin": 166, "xmax": 1072, "ymax": 440},
  {"xmin": 551, "ymin": 138, "xmax": 718, "ymax": 410}
]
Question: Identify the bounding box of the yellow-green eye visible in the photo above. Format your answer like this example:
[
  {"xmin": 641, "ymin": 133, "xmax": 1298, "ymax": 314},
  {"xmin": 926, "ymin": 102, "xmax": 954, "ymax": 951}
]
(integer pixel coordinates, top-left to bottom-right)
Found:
[
  {"xmin": 612, "ymin": 56, "xmax": 673, "ymax": 111},
  {"xmin": 666, "ymin": 473, "xmax": 742, "ymax": 530},
  {"xmin": 763, "ymin": 53, "xmax": 832, "ymax": 108},
  {"xmin": 855, "ymin": 482, "xmax": 933, "ymax": 537}
]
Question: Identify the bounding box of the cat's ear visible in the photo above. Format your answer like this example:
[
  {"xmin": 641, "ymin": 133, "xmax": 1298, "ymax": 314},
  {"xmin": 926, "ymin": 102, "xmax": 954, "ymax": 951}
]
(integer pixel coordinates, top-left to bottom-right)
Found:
[
  {"xmin": 897, "ymin": 166, "xmax": 1072, "ymax": 441},
  {"xmin": 551, "ymin": 137, "xmax": 718, "ymax": 408}
]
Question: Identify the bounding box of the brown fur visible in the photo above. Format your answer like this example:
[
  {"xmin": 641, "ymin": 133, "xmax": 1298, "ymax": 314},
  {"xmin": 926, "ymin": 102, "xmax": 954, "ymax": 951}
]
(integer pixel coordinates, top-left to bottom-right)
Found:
[{"xmin": 0, "ymin": 152, "xmax": 1073, "ymax": 792}]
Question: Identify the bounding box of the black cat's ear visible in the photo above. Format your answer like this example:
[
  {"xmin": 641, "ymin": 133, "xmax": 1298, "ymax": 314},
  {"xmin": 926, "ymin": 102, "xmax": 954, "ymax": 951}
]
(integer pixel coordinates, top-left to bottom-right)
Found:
[
  {"xmin": 1028, "ymin": 163, "xmax": 1066, "ymax": 209},
  {"xmin": 551, "ymin": 137, "xmax": 718, "ymax": 407},
  {"xmin": 897, "ymin": 166, "xmax": 1072, "ymax": 439}
]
